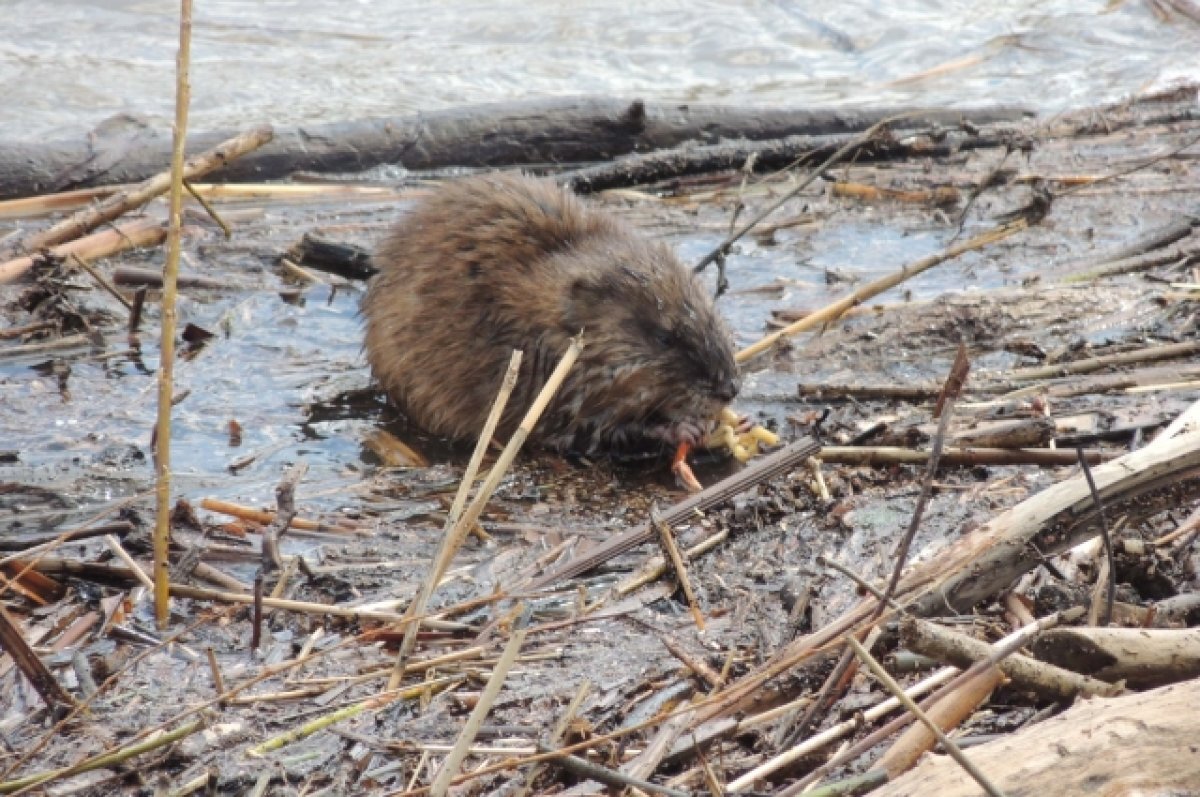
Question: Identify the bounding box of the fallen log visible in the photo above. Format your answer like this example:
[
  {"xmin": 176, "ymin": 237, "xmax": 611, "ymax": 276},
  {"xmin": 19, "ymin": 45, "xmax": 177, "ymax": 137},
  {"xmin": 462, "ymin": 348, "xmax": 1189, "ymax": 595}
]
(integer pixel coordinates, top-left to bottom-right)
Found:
[
  {"xmin": 1030, "ymin": 627, "xmax": 1200, "ymax": 689},
  {"xmin": 0, "ymin": 97, "xmax": 1028, "ymax": 200}
]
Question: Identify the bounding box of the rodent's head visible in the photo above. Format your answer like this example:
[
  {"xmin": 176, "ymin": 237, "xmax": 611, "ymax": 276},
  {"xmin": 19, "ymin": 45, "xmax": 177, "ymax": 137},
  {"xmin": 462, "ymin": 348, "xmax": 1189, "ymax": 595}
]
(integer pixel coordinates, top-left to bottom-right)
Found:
[{"xmin": 561, "ymin": 236, "xmax": 740, "ymax": 447}]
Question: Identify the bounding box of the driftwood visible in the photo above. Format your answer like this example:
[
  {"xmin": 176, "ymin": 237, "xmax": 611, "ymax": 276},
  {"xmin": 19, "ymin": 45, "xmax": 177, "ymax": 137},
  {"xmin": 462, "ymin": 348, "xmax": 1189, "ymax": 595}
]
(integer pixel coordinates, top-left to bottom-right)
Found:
[
  {"xmin": 561, "ymin": 120, "xmax": 1021, "ymax": 194},
  {"xmin": 874, "ymin": 680, "xmax": 1200, "ymax": 796},
  {"xmin": 1030, "ymin": 627, "xmax": 1200, "ymax": 688},
  {"xmin": 899, "ymin": 617, "xmax": 1120, "ymax": 700},
  {"xmin": 0, "ymin": 218, "xmax": 166, "ymax": 285},
  {"xmin": 0, "ymin": 97, "xmax": 1030, "ymax": 200},
  {"xmin": 0, "ymin": 126, "xmax": 272, "ymax": 262},
  {"xmin": 688, "ymin": 421, "xmax": 1200, "ymax": 725}
]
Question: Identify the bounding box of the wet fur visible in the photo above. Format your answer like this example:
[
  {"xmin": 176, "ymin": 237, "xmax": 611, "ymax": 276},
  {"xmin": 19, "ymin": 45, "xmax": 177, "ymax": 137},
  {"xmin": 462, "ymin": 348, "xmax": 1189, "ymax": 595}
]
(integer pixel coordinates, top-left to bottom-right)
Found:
[{"xmin": 362, "ymin": 173, "xmax": 739, "ymax": 454}]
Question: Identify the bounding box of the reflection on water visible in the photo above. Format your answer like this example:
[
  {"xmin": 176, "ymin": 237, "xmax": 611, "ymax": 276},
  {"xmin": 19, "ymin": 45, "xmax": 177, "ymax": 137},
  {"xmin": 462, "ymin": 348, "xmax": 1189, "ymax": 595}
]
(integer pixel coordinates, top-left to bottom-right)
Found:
[{"xmin": 0, "ymin": 1, "xmax": 1195, "ymax": 139}]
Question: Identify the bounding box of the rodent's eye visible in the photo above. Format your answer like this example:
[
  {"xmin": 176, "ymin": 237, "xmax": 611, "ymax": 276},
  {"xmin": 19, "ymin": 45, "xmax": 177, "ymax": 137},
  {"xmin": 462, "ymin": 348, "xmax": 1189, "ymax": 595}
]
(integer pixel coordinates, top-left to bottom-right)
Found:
[{"xmin": 654, "ymin": 328, "xmax": 677, "ymax": 349}]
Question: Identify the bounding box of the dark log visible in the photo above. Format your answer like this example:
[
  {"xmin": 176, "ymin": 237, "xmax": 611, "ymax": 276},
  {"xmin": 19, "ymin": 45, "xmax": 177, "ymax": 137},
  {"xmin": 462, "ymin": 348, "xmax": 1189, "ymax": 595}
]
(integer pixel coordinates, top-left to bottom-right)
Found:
[{"xmin": 0, "ymin": 97, "xmax": 1030, "ymax": 200}]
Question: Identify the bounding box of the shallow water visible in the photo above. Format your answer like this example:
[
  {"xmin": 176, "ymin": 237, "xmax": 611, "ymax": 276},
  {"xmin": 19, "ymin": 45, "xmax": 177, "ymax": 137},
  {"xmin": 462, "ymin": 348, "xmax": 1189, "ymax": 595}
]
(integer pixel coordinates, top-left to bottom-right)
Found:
[
  {"xmin": 0, "ymin": 4, "xmax": 1196, "ymax": 532},
  {"xmin": 0, "ymin": 1, "xmax": 1196, "ymax": 139}
]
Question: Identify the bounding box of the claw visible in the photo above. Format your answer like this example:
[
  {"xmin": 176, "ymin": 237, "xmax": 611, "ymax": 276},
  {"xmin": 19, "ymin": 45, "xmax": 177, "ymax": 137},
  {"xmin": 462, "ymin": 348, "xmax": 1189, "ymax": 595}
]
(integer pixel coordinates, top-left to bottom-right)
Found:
[{"xmin": 672, "ymin": 442, "xmax": 704, "ymax": 493}]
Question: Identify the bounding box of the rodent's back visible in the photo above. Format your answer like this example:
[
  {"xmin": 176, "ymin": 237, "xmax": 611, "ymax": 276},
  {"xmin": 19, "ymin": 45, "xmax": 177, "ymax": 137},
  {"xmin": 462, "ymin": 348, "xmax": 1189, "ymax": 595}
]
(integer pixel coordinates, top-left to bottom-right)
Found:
[{"xmin": 363, "ymin": 173, "xmax": 739, "ymax": 452}]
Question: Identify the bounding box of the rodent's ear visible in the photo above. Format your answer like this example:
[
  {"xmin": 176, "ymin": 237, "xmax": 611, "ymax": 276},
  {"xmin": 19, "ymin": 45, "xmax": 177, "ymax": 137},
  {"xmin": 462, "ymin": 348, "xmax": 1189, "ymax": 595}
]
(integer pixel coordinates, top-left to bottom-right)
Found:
[{"xmin": 568, "ymin": 274, "xmax": 620, "ymax": 302}]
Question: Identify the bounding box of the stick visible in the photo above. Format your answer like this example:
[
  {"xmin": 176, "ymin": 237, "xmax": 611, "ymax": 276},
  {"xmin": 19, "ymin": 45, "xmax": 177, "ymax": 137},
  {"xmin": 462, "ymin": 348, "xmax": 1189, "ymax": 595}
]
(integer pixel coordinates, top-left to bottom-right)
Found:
[
  {"xmin": 429, "ymin": 624, "xmax": 528, "ymax": 797},
  {"xmin": 847, "ymin": 637, "xmax": 1006, "ymax": 797},
  {"xmin": 694, "ymin": 114, "xmax": 913, "ymax": 275},
  {"xmin": 0, "ymin": 218, "xmax": 166, "ymax": 284},
  {"xmin": 650, "ymin": 508, "xmax": 705, "ymax": 630},
  {"xmin": 736, "ymin": 219, "xmax": 1028, "ymax": 362},
  {"xmin": 0, "ymin": 124, "xmax": 271, "ymax": 262},
  {"xmin": 387, "ymin": 350, "xmax": 523, "ymax": 687},
  {"xmin": 0, "ymin": 719, "xmax": 206, "ymax": 795},
  {"xmin": 388, "ymin": 343, "xmax": 577, "ymax": 690},
  {"xmin": 0, "ymin": 604, "xmax": 76, "ymax": 712},
  {"xmin": 153, "ymin": 0, "xmax": 192, "ymax": 630}
]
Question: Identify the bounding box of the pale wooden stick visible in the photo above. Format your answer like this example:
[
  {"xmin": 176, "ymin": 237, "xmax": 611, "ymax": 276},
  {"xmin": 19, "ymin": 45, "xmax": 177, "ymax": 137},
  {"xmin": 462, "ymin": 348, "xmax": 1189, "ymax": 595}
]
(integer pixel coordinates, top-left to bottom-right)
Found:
[
  {"xmin": 737, "ymin": 219, "xmax": 1028, "ymax": 363},
  {"xmin": 429, "ymin": 626, "xmax": 527, "ymax": 797},
  {"xmin": 387, "ymin": 350, "xmax": 522, "ymax": 688},
  {"xmin": 0, "ymin": 218, "xmax": 166, "ymax": 284},
  {"xmin": 103, "ymin": 535, "xmax": 154, "ymax": 591},
  {"xmin": 388, "ymin": 343, "xmax": 579, "ymax": 690},
  {"xmin": 847, "ymin": 637, "xmax": 1006, "ymax": 797}
]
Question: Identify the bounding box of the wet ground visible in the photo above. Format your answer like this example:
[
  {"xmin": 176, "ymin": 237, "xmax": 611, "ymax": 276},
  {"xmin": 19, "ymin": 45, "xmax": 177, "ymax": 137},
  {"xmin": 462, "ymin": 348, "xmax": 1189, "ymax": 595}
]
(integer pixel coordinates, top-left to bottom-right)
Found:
[{"xmin": 0, "ymin": 94, "xmax": 1197, "ymax": 793}]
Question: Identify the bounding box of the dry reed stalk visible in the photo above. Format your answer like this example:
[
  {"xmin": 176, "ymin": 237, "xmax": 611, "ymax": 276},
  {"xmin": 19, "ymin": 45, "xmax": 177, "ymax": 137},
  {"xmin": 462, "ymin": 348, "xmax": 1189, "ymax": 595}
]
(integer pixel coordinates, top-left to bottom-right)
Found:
[
  {"xmin": 0, "ymin": 217, "xmax": 167, "ymax": 284},
  {"xmin": 736, "ymin": 218, "xmax": 1028, "ymax": 363},
  {"xmin": 1006, "ymin": 339, "xmax": 1200, "ymax": 381},
  {"xmin": 726, "ymin": 666, "xmax": 960, "ymax": 791},
  {"xmin": 650, "ymin": 509, "xmax": 705, "ymax": 630},
  {"xmin": 198, "ymin": 497, "xmax": 361, "ymax": 533},
  {"xmin": 818, "ymin": 445, "xmax": 1111, "ymax": 467},
  {"xmin": 153, "ymin": 0, "xmax": 193, "ymax": 630},
  {"xmin": 246, "ymin": 676, "xmax": 462, "ymax": 757},
  {"xmin": 428, "ymin": 625, "xmax": 528, "ymax": 797},
  {"xmin": 0, "ymin": 718, "xmax": 206, "ymax": 795},
  {"xmin": 388, "ymin": 344, "xmax": 575, "ymax": 690},
  {"xmin": 0, "ymin": 186, "xmax": 122, "ymax": 220},
  {"xmin": 387, "ymin": 351, "xmax": 522, "ymax": 687}
]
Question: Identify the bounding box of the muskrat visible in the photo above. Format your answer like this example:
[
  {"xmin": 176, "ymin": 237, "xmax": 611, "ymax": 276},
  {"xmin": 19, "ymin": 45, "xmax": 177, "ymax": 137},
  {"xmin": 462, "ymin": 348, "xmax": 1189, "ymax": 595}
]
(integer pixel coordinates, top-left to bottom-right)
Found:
[{"xmin": 362, "ymin": 173, "xmax": 740, "ymax": 455}]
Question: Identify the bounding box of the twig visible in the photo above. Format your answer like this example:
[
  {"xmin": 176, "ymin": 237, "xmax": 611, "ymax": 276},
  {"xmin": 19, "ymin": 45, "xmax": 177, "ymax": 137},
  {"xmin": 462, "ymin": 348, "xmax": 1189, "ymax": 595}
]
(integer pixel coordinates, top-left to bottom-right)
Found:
[
  {"xmin": 694, "ymin": 114, "xmax": 913, "ymax": 275},
  {"xmin": 650, "ymin": 508, "xmax": 705, "ymax": 630},
  {"xmin": 1006, "ymin": 340, "xmax": 1200, "ymax": 381},
  {"xmin": 387, "ymin": 350, "xmax": 523, "ymax": 685},
  {"xmin": 153, "ymin": 0, "xmax": 193, "ymax": 630},
  {"xmin": 726, "ymin": 666, "xmax": 957, "ymax": 792},
  {"xmin": 128, "ymin": 285, "xmax": 147, "ymax": 335},
  {"xmin": 429, "ymin": 622, "xmax": 528, "ymax": 797},
  {"xmin": 248, "ymin": 677, "xmax": 461, "ymax": 757},
  {"xmin": 103, "ymin": 534, "xmax": 154, "ymax": 591},
  {"xmin": 846, "ymin": 636, "xmax": 1006, "ymax": 797},
  {"xmin": 510, "ymin": 680, "xmax": 591, "ymax": 797},
  {"xmin": 736, "ymin": 219, "xmax": 1028, "ymax": 363},
  {"xmin": 817, "ymin": 445, "xmax": 1112, "ymax": 467},
  {"xmin": 182, "ymin": 179, "xmax": 232, "ymax": 238},
  {"xmin": 526, "ymin": 436, "xmax": 819, "ymax": 590},
  {"xmin": 539, "ymin": 743, "xmax": 692, "ymax": 797},
  {"xmin": 260, "ymin": 462, "xmax": 309, "ymax": 571},
  {"xmin": 389, "ymin": 344, "xmax": 574, "ymax": 690},
  {"xmin": 1076, "ymin": 448, "xmax": 1115, "ymax": 625},
  {"xmin": 67, "ymin": 253, "xmax": 133, "ymax": 311},
  {"xmin": 0, "ymin": 604, "xmax": 76, "ymax": 713},
  {"xmin": 0, "ymin": 218, "xmax": 167, "ymax": 285},
  {"xmin": 0, "ymin": 718, "xmax": 206, "ymax": 796},
  {"xmin": 250, "ymin": 574, "xmax": 264, "ymax": 651}
]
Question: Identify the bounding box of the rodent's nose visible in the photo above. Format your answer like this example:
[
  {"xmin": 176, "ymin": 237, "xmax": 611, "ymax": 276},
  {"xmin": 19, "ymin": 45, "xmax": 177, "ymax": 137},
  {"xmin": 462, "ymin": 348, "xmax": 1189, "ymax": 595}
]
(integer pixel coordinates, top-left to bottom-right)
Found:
[{"xmin": 714, "ymin": 376, "xmax": 740, "ymax": 403}]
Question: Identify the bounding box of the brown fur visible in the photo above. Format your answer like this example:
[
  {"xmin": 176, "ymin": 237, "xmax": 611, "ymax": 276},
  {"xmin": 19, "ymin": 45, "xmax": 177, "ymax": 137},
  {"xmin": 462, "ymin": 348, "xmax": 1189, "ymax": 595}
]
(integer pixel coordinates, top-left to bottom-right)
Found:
[{"xmin": 361, "ymin": 173, "xmax": 739, "ymax": 454}]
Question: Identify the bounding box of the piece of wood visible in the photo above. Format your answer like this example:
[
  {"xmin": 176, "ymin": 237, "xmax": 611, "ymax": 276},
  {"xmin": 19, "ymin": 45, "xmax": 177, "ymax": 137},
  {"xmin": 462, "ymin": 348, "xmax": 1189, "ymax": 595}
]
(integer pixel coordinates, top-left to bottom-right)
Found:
[
  {"xmin": 0, "ymin": 604, "xmax": 76, "ymax": 712},
  {"xmin": 0, "ymin": 217, "xmax": 166, "ymax": 284},
  {"xmin": 0, "ymin": 125, "xmax": 272, "ymax": 261},
  {"xmin": 900, "ymin": 617, "xmax": 1119, "ymax": 700},
  {"xmin": 1030, "ymin": 627, "xmax": 1200, "ymax": 688},
  {"xmin": 872, "ymin": 679, "xmax": 1200, "ymax": 796},
  {"xmin": 0, "ymin": 98, "xmax": 1030, "ymax": 200},
  {"xmin": 524, "ymin": 436, "xmax": 820, "ymax": 590}
]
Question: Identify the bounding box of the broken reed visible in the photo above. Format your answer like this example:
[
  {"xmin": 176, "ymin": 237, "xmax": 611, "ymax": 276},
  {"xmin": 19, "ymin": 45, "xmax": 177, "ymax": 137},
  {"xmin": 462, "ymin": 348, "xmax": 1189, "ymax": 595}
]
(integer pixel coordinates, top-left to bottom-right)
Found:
[{"xmin": 154, "ymin": 0, "xmax": 193, "ymax": 629}]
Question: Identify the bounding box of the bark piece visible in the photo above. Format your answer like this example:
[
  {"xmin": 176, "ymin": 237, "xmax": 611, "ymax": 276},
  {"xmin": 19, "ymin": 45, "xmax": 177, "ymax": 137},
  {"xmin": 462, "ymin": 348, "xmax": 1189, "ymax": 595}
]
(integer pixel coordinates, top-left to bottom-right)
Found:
[{"xmin": 873, "ymin": 680, "xmax": 1200, "ymax": 796}]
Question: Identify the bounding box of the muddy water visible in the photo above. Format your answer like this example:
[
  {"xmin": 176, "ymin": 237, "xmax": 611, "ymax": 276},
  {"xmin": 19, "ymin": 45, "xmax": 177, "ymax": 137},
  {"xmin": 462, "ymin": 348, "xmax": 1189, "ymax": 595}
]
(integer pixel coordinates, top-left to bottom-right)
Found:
[{"xmin": 0, "ymin": 1, "xmax": 1196, "ymax": 139}]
